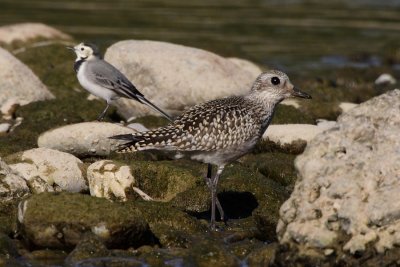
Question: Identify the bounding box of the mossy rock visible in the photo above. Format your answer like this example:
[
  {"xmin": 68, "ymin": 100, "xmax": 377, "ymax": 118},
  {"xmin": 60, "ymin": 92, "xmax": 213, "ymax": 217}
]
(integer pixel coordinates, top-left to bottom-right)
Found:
[
  {"xmin": 240, "ymin": 152, "xmax": 298, "ymax": 189},
  {"xmin": 0, "ymin": 199, "xmax": 19, "ymax": 235},
  {"xmin": 135, "ymin": 201, "xmax": 207, "ymax": 247},
  {"xmin": 0, "ymin": 232, "xmax": 22, "ymax": 266},
  {"xmin": 18, "ymin": 192, "xmax": 151, "ymax": 249},
  {"xmin": 64, "ymin": 233, "xmax": 110, "ymax": 267},
  {"xmin": 129, "ymin": 160, "xmax": 203, "ymax": 201},
  {"xmin": 246, "ymin": 243, "xmax": 278, "ymax": 266}
]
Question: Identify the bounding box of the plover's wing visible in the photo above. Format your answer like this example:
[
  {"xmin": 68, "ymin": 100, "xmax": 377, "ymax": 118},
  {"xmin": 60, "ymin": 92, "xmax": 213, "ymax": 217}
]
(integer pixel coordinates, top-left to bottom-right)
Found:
[
  {"xmin": 87, "ymin": 60, "xmax": 173, "ymax": 121},
  {"xmin": 112, "ymin": 96, "xmax": 258, "ymax": 152}
]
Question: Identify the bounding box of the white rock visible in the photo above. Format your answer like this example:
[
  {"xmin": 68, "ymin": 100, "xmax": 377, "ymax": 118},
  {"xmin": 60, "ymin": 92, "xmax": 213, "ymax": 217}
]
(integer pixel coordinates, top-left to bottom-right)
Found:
[
  {"xmin": 0, "ymin": 158, "xmax": 30, "ymax": 201},
  {"xmin": 339, "ymin": 102, "xmax": 358, "ymax": 113},
  {"xmin": 0, "ymin": 123, "xmax": 11, "ymax": 133},
  {"xmin": 38, "ymin": 122, "xmax": 138, "ymax": 157},
  {"xmin": 0, "ymin": 23, "xmax": 71, "ymax": 44},
  {"xmin": 0, "ymin": 47, "xmax": 54, "ymax": 107},
  {"xmin": 1, "ymin": 98, "xmax": 20, "ymax": 119},
  {"xmin": 126, "ymin": 123, "xmax": 149, "ymax": 132},
  {"xmin": 87, "ymin": 160, "xmax": 135, "ymax": 201},
  {"xmin": 7, "ymin": 148, "xmax": 87, "ymax": 193},
  {"xmin": 375, "ymin": 73, "xmax": 396, "ymax": 85},
  {"xmin": 278, "ymin": 90, "xmax": 400, "ymax": 258},
  {"xmin": 281, "ymin": 99, "xmax": 301, "ymax": 109},
  {"xmin": 105, "ymin": 40, "xmax": 261, "ymax": 119},
  {"xmin": 263, "ymin": 123, "xmax": 336, "ymax": 146}
]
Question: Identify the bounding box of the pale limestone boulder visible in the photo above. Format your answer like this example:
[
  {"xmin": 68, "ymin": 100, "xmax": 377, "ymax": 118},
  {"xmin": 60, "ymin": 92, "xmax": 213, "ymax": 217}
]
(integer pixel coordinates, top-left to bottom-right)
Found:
[
  {"xmin": 0, "ymin": 159, "xmax": 29, "ymax": 201},
  {"xmin": 7, "ymin": 148, "xmax": 87, "ymax": 193},
  {"xmin": 104, "ymin": 40, "xmax": 262, "ymax": 119},
  {"xmin": 277, "ymin": 90, "xmax": 400, "ymax": 263},
  {"xmin": 0, "ymin": 23, "xmax": 71, "ymax": 44},
  {"xmin": 87, "ymin": 160, "xmax": 135, "ymax": 201},
  {"xmin": 38, "ymin": 122, "xmax": 137, "ymax": 157},
  {"xmin": 0, "ymin": 47, "xmax": 54, "ymax": 107}
]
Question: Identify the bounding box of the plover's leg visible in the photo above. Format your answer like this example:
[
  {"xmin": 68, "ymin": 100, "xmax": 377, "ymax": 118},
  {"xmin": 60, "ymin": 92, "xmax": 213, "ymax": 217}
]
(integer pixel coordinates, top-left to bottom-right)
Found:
[
  {"xmin": 204, "ymin": 164, "xmax": 225, "ymax": 221},
  {"xmin": 205, "ymin": 163, "xmax": 225, "ymax": 221},
  {"xmin": 210, "ymin": 165, "xmax": 225, "ymax": 231},
  {"xmin": 97, "ymin": 103, "xmax": 110, "ymax": 121}
]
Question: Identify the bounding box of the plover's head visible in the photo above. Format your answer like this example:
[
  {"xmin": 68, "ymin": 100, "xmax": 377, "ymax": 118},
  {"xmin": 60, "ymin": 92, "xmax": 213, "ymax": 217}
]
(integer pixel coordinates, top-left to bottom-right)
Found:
[
  {"xmin": 66, "ymin": 42, "xmax": 101, "ymax": 61},
  {"xmin": 251, "ymin": 70, "xmax": 311, "ymax": 102}
]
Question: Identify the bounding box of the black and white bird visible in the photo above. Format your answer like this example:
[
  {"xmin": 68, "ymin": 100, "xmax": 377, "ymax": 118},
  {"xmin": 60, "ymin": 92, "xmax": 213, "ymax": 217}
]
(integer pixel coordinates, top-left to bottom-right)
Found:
[
  {"xmin": 67, "ymin": 43, "xmax": 172, "ymax": 121},
  {"xmin": 110, "ymin": 70, "xmax": 311, "ymax": 230}
]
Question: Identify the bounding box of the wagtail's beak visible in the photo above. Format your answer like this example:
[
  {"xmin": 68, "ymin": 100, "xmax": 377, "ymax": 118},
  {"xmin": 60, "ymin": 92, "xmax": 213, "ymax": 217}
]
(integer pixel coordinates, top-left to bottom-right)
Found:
[
  {"xmin": 66, "ymin": 46, "xmax": 75, "ymax": 51},
  {"xmin": 291, "ymin": 87, "xmax": 312, "ymax": 99}
]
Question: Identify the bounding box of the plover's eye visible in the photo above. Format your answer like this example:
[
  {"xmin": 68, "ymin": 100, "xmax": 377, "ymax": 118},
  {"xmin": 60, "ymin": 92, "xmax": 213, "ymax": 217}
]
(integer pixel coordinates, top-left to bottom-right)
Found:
[
  {"xmin": 271, "ymin": 77, "xmax": 280, "ymax": 85},
  {"xmin": 81, "ymin": 48, "xmax": 84, "ymax": 51}
]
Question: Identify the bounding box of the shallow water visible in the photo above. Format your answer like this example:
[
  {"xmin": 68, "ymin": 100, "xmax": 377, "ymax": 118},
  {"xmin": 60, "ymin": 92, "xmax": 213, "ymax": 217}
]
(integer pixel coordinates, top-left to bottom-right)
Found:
[{"xmin": 1, "ymin": 0, "xmax": 400, "ymax": 73}]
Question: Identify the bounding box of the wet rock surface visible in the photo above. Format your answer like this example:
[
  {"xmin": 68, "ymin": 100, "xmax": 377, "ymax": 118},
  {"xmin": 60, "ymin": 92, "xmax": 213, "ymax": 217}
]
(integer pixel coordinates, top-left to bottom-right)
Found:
[
  {"xmin": 38, "ymin": 122, "xmax": 138, "ymax": 157},
  {"xmin": 276, "ymin": 90, "xmax": 400, "ymax": 266},
  {"xmin": 104, "ymin": 40, "xmax": 261, "ymax": 119}
]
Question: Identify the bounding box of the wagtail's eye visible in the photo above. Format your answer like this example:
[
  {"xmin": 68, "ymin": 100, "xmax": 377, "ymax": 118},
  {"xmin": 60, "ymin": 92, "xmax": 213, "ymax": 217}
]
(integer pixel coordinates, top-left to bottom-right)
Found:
[
  {"xmin": 271, "ymin": 77, "xmax": 280, "ymax": 85},
  {"xmin": 81, "ymin": 48, "xmax": 84, "ymax": 51}
]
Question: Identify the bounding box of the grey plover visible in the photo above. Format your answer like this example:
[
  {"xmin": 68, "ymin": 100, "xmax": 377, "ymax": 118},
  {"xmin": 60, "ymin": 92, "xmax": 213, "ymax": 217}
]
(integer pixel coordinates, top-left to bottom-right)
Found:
[
  {"xmin": 110, "ymin": 70, "xmax": 311, "ymax": 230},
  {"xmin": 67, "ymin": 43, "xmax": 172, "ymax": 121}
]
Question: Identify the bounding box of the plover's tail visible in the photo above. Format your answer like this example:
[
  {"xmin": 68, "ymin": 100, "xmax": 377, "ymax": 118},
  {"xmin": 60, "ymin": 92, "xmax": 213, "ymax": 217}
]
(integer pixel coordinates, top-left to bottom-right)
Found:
[
  {"xmin": 110, "ymin": 125, "xmax": 178, "ymax": 153},
  {"xmin": 109, "ymin": 134, "xmax": 143, "ymax": 152}
]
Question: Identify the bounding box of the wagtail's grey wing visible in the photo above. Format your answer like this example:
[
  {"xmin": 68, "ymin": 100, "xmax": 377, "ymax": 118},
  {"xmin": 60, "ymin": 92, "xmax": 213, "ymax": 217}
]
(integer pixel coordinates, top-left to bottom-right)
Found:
[
  {"xmin": 86, "ymin": 59, "xmax": 144, "ymax": 101},
  {"xmin": 86, "ymin": 59, "xmax": 172, "ymax": 121}
]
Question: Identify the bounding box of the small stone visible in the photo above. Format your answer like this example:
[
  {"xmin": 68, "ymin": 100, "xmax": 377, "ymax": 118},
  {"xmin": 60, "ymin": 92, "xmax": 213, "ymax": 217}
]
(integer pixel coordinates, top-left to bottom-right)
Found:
[
  {"xmin": 375, "ymin": 73, "xmax": 396, "ymax": 85},
  {"xmin": 0, "ymin": 98, "xmax": 20, "ymax": 120},
  {"xmin": 87, "ymin": 160, "xmax": 135, "ymax": 201},
  {"xmin": 0, "ymin": 123, "xmax": 11, "ymax": 133}
]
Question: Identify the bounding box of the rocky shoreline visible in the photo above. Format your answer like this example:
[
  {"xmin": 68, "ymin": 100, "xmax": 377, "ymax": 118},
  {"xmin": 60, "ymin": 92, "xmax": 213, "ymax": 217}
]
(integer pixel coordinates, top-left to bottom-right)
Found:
[{"xmin": 0, "ymin": 23, "xmax": 399, "ymax": 266}]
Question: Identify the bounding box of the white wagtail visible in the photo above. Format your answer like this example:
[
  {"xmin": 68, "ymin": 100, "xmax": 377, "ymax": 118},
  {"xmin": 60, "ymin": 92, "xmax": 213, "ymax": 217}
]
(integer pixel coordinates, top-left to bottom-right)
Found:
[
  {"xmin": 110, "ymin": 70, "xmax": 312, "ymax": 230},
  {"xmin": 67, "ymin": 43, "xmax": 172, "ymax": 121}
]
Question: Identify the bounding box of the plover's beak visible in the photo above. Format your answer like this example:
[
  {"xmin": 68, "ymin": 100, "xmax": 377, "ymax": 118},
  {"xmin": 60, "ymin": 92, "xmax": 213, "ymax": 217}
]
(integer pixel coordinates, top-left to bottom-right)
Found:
[
  {"xmin": 66, "ymin": 46, "xmax": 75, "ymax": 51},
  {"xmin": 291, "ymin": 87, "xmax": 312, "ymax": 99}
]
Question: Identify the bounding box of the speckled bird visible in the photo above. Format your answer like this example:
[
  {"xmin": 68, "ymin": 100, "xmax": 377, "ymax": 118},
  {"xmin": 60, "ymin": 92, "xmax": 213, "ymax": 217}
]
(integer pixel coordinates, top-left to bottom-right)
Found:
[
  {"xmin": 67, "ymin": 42, "xmax": 172, "ymax": 121},
  {"xmin": 110, "ymin": 70, "xmax": 311, "ymax": 230}
]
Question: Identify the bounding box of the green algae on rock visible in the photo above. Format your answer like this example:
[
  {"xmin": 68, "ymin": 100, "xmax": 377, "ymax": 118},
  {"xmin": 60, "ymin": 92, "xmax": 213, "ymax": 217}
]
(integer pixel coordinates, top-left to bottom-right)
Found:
[
  {"xmin": 129, "ymin": 160, "xmax": 201, "ymax": 201},
  {"xmin": 18, "ymin": 192, "xmax": 150, "ymax": 249}
]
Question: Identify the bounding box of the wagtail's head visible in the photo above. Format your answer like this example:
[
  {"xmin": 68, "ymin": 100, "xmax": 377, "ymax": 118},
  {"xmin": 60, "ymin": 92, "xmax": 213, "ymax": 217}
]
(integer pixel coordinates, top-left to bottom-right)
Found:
[
  {"xmin": 251, "ymin": 70, "xmax": 311, "ymax": 102},
  {"xmin": 66, "ymin": 42, "xmax": 101, "ymax": 61}
]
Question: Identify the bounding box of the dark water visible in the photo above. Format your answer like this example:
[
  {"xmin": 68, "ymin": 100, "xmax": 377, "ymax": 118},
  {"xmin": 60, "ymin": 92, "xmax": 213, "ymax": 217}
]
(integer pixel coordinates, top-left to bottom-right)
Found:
[{"xmin": 1, "ymin": 0, "xmax": 400, "ymax": 74}]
